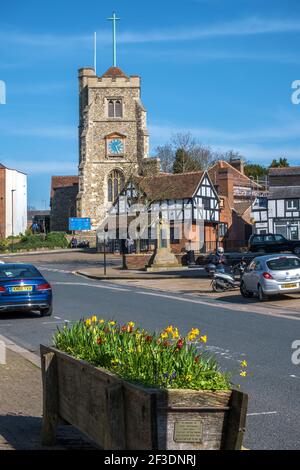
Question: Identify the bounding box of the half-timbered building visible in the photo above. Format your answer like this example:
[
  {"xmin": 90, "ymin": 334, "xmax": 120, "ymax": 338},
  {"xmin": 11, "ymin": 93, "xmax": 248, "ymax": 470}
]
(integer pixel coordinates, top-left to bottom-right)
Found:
[
  {"xmin": 253, "ymin": 167, "xmax": 300, "ymax": 239},
  {"xmin": 108, "ymin": 171, "xmax": 220, "ymax": 253}
]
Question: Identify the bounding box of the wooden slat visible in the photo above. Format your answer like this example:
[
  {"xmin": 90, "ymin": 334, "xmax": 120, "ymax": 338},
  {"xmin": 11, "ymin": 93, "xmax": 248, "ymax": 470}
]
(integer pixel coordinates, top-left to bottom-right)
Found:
[
  {"xmin": 223, "ymin": 389, "xmax": 248, "ymax": 450},
  {"xmin": 40, "ymin": 347, "xmax": 59, "ymax": 446},
  {"xmin": 104, "ymin": 384, "xmax": 126, "ymax": 450}
]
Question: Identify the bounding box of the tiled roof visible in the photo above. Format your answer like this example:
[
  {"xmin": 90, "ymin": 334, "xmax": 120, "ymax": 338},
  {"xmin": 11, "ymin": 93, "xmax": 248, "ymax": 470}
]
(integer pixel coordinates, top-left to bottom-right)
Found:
[
  {"xmin": 269, "ymin": 166, "xmax": 300, "ymax": 176},
  {"xmin": 208, "ymin": 160, "xmax": 261, "ymax": 188},
  {"xmin": 101, "ymin": 66, "xmax": 129, "ymax": 79},
  {"xmin": 133, "ymin": 171, "xmax": 205, "ymax": 201},
  {"xmin": 234, "ymin": 201, "xmax": 252, "ymax": 216},
  {"xmin": 269, "ymin": 186, "xmax": 300, "ymax": 199},
  {"xmin": 51, "ymin": 176, "xmax": 79, "ymax": 198}
]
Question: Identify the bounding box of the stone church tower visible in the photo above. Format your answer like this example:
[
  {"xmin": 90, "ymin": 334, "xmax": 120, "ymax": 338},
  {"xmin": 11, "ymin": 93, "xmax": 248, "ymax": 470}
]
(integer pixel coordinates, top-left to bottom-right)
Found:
[{"xmin": 76, "ymin": 65, "xmax": 160, "ymax": 230}]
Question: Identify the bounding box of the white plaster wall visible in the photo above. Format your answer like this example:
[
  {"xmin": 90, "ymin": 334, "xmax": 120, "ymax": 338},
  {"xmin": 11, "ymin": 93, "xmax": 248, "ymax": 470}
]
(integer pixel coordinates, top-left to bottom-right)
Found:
[{"xmin": 5, "ymin": 169, "xmax": 27, "ymax": 237}]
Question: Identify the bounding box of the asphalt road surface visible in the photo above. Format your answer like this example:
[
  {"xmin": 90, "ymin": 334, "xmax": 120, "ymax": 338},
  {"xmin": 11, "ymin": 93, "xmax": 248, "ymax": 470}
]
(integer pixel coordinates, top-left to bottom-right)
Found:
[{"xmin": 0, "ymin": 264, "xmax": 300, "ymax": 450}]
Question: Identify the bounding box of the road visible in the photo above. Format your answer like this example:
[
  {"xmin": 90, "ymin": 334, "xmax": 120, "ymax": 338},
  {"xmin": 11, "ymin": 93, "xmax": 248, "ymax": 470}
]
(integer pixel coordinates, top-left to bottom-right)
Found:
[{"xmin": 0, "ymin": 257, "xmax": 300, "ymax": 450}]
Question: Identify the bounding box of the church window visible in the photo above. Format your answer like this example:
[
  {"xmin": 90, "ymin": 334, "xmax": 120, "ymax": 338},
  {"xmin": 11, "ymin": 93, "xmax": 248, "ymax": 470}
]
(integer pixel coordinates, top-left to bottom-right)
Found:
[
  {"xmin": 107, "ymin": 99, "xmax": 123, "ymax": 118},
  {"xmin": 108, "ymin": 170, "xmax": 125, "ymax": 202},
  {"xmin": 115, "ymin": 100, "xmax": 122, "ymax": 117},
  {"xmin": 108, "ymin": 100, "xmax": 115, "ymax": 118}
]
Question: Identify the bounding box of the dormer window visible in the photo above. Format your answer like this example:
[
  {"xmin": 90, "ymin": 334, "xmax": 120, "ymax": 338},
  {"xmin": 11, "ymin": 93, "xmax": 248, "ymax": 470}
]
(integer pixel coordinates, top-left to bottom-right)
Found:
[{"xmin": 107, "ymin": 99, "xmax": 123, "ymax": 118}]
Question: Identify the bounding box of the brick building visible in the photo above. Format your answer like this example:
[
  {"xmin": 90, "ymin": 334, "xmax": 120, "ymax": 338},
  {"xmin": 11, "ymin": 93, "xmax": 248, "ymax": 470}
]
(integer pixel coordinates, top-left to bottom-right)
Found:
[
  {"xmin": 208, "ymin": 159, "xmax": 260, "ymax": 249},
  {"xmin": 50, "ymin": 176, "xmax": 78, "ymax": 232}
]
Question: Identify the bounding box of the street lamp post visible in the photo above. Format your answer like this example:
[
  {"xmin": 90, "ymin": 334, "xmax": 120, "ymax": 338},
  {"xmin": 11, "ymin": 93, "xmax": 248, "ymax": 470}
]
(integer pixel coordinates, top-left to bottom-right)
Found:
[
  {"xmin": 11, "ymin": 189, "xmax": 16, "ymax": 252},
  {"xmin": 104, "ymin": 226, "xmax": 108, "ymax": 276}
]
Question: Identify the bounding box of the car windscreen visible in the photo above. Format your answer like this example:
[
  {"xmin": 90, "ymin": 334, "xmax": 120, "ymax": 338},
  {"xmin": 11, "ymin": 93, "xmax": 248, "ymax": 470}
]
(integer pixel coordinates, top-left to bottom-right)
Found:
[
  {"xmin": 266, "ymin": 258, "xmax": 300, "ymax": 271},
  {"xmin": 0, "ymin": 266, "xmax": 41, "ymax": 279}
]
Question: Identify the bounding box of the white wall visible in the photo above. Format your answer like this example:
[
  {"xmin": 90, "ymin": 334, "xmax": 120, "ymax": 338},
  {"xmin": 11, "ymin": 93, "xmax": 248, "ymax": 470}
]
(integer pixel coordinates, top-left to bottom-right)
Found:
[{"xmin": 5, "ymin": 169, "xmax": 27, "ymax": 237}]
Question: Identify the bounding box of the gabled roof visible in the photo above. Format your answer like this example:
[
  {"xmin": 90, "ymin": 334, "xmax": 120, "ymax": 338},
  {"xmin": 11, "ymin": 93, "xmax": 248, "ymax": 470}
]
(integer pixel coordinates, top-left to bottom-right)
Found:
[
  {"xmin": 208, "ymin": 160, "xmax": 261, "ymax": 188},
  {"xmin": 51, "ymin": 176, "xmax": 79, "ymax": 198},
  {"xmin": 101, "ymin": 66, "xmax": 129, "ymax": 79},
  {"xmin": 234, "ymin": 200, "xmax": 252, "ymax": 216},
  {"xmin": 132, "ymin": 171, "xmax": 206, "ymax": 201}
]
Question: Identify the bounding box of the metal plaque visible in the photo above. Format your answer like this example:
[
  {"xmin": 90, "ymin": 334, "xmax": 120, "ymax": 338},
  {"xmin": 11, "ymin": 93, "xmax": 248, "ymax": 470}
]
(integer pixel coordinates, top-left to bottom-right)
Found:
[{"xmin": 173, "ymin": 420, "xmax": 203, "ymax": 443}]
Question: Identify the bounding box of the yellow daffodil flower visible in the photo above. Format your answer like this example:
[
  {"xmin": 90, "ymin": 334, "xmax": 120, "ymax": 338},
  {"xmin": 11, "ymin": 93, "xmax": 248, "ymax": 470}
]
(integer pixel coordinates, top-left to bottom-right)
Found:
[
  {"xmin": 85, "ymin": 319, "xmax": 92, "ymax": 326},
  {"xmin": 200, "ymin": 335, "xmax": 207, "ymax": 343},
  {"xmin": 99, "ymin": 319, "xmax": 105, "ymax": 324},
  {"xmin": 91, "ymin": 315, "xmax": 97, "ymax": 323},
  {"xmin": 166, "ymin": 325, "xmax": 173, "ymax": 333},
  {"xmin": 109, "ymin": 321, "xmax": 116, "ymax": 326}
]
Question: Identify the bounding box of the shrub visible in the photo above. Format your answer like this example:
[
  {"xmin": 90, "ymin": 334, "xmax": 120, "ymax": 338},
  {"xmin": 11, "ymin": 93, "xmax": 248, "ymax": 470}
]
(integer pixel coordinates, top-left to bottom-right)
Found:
[{"xmin": 53, "ymin": 319, "xmax": 248, "ymax": 391}]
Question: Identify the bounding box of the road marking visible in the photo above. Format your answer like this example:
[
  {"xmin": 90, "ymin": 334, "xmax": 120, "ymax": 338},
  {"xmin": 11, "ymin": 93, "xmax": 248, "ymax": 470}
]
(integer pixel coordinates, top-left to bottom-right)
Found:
[
  {"xmin": 51, "ymin": 281, "xmax": 129, "ymax": 292},
  {"xmin": 135, "ymin": 290, "xmax": 300, "ymax": 321},
  {"xmin": 247, "ymin": 411, "xmax": 278, "ymax": 416},
  {"xmin": 290, "ymin": 374, "xmax": 300, "ymax": 379},
  {"xmin": 54, "ymin": 316, "xmax": 61, "ymax": 320}
]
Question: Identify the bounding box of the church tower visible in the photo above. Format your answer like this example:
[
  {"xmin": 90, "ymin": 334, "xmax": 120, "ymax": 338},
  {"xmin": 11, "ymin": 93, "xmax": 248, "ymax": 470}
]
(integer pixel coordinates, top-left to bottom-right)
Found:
[{"xmin": 77, "ymin": 14, "xmax": 159, "ymax": 229}]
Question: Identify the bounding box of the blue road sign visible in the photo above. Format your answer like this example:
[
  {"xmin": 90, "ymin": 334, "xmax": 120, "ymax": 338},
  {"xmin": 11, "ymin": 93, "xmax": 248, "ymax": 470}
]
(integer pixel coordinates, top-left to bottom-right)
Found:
[{"xmin": 69, "ymin": 218, "xmax": 91, "ymax": 231}]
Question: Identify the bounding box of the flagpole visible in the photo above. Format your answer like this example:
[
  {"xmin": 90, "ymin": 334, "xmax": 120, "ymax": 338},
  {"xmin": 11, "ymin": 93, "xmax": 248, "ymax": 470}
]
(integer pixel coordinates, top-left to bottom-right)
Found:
[{"xmin": 94, "ymin": 32, "xmax": 97, "ymax": 74}]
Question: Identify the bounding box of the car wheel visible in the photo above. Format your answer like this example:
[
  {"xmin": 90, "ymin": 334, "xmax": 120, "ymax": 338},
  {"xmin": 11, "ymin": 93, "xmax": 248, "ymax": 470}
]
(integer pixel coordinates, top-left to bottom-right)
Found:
[
  {"xmin": 294, "ymin": 246, "xmax": 300, "ymax": 255},
  {"xmin": 258, "ymin": 285, "xmax": 267, "ymax": 302},
  {"xmin": 40, "ymin": 305, "xmax": 53, "ymax": 317},
  {"xmin": 240, "ymin": 282, "xmax": 253, "ymax": 298}
]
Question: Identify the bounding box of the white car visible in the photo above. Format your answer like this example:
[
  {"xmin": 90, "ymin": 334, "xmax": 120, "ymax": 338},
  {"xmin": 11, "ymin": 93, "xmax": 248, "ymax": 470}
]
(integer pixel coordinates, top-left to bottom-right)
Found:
[{"xmin": 240, "ymin": 254, "xmax": 300, "ymax": 301}]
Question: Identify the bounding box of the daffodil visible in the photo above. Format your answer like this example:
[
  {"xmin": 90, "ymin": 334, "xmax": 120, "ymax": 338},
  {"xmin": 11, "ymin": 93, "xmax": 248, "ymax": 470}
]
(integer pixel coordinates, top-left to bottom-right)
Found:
[
  {"xmin": 200, "ymin": 335, "xmax": 207, "ymax": 343},
  {"xmin": 172, "ymin": 328, "xmax": 179, "ymax": 339},
  {"xmin": 109, "ymin": 321, "xmax": 116, "ymax": 326},
  {"xmin": 85, "ymin": 319, "xmax": 92, "ymax": 326},
  {"xmin": 91, "ymin": 315, "xmax": 97, "ymax": 323},
  {"xmin": 166, "ymin": 325, "xmax": 173, "ymax": 334},
  {"xmin": 99, "ymin": 319, "xmax": 105, "ymax": 324},
  {"xmin": 160, "ymin": 331, "xmax": 168, "ymax": 340}
]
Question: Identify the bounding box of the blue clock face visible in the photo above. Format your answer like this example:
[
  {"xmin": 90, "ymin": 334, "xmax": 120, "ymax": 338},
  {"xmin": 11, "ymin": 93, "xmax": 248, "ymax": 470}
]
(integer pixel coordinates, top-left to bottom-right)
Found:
[{"xmin": 108, "ymin": 139, "xmax": 124, "ymax": 155}]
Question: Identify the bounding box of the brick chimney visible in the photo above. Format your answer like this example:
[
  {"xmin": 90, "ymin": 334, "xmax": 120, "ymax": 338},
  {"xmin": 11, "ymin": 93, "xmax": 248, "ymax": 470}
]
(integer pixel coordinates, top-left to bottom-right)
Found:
[
  {"xmin": 229, "ymin": 158, "xmax": 244, "ymax": 175},
  {"xmin": 217, "ymin": 168, "xmax": 234, "ymax": 208}
]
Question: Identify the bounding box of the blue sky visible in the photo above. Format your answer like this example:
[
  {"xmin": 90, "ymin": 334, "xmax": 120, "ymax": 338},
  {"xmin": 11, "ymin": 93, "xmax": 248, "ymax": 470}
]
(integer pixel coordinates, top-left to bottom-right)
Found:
[{"xmin": 1, "ymin": 0, "xmax": 300, "ymax": 208}]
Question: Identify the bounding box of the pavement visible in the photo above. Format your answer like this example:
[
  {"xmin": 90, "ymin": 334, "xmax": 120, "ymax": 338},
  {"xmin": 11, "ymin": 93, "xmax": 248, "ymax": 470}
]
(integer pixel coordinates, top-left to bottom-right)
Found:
[
  {"xmin": 1, "ymin": 251, "xmax": 300, "ymax": 450},
  {"xmin": 0, "ymin": 339, "xmax": 96, "ymax": 450}
]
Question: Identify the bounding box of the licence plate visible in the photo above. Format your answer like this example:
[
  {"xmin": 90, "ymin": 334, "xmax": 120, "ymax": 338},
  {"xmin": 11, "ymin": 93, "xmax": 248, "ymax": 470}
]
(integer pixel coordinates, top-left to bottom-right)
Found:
[
  {"xmin": 11, "ymin": 286, "xmax": 33, "ymax": 292},
  {"xmin": 281, "ymin": 283, "xmax": 298, "ymax": 289}
]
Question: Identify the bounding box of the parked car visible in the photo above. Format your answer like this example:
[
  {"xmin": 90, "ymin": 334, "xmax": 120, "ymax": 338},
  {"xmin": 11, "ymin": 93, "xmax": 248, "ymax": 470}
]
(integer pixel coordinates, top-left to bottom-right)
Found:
[
  {"xmin": 0, "ymin": 264, "xmax": 52, "ymax": 316},
  {"xmin": 249, "ymin": 233, "xmax": 300, "ymax": 255},
  {"xmin": 240, "ymin": 254, "xmax": 300, "ymax": 301}
]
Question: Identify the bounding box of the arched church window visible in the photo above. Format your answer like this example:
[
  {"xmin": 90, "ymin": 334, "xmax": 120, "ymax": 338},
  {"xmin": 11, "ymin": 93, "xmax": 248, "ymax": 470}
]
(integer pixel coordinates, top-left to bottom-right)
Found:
[
  {"xmin": 107, "ymin": 99, "xmax": 123, "ymax": 118},
  {"xmin": 108, "ymin": 170, "xmax": 124, "ymax": 203},
  {"xmin": 108, "ymin": 100, "xmax": 114, "ymax": 118},
  {"xmin": 115, "ymin": 100, "xmax": 122, "ymax": 118}
]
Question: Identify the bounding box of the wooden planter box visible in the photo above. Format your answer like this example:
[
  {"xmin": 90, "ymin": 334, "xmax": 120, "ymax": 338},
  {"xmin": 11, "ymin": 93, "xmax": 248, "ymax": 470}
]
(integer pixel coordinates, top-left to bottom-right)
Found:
[{"xmin": 40, "ymin": 345, "xmax": 248, "ymax": 450}]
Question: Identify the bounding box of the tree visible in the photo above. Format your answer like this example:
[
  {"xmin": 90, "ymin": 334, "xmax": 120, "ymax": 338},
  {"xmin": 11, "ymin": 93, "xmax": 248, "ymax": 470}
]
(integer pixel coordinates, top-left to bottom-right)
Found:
[
  {"xmin": 270, "ymin": 157, "xmax": 290, "ymax": 168},
  {"xmin": 155, "ymin": 132, "xmax": 215, "ymax": 173},
  {"xmin": 155, "ymin": 144, "xmax": 174, "ymax": 173},
  {"xmin": 173, "ymin": 148, "xmax": 202, "ymax": 174},
  {"xmin": 244, "ymin": 163, "xmax": 268, "ymax": 179}
]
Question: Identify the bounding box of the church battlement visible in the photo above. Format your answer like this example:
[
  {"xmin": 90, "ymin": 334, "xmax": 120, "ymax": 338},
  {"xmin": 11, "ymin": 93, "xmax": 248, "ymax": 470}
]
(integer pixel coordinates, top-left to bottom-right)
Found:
[{"xmin": 79, "ymin": 67, "xmax": 140, "ymax": 89}]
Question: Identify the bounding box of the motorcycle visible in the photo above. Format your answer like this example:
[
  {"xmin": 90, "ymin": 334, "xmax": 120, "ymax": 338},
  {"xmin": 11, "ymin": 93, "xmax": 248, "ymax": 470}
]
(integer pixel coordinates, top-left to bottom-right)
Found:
[{"xmin": 209, "ymin": 260, "xmax": 247, "ymax": 293}]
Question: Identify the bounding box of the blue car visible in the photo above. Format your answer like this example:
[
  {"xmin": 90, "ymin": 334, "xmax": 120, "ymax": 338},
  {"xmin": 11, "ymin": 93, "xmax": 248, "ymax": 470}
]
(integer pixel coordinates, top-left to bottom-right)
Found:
[{"xmin": 0, "ymin": 263, "xmax": 52, "ymax": 316}]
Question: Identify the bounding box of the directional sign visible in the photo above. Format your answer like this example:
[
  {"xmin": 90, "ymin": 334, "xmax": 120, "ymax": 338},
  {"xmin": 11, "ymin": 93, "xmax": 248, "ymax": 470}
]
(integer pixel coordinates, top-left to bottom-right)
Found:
[{"xmin": 69, "ymin": 218, "xmax": 91, "ymax": 231}]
